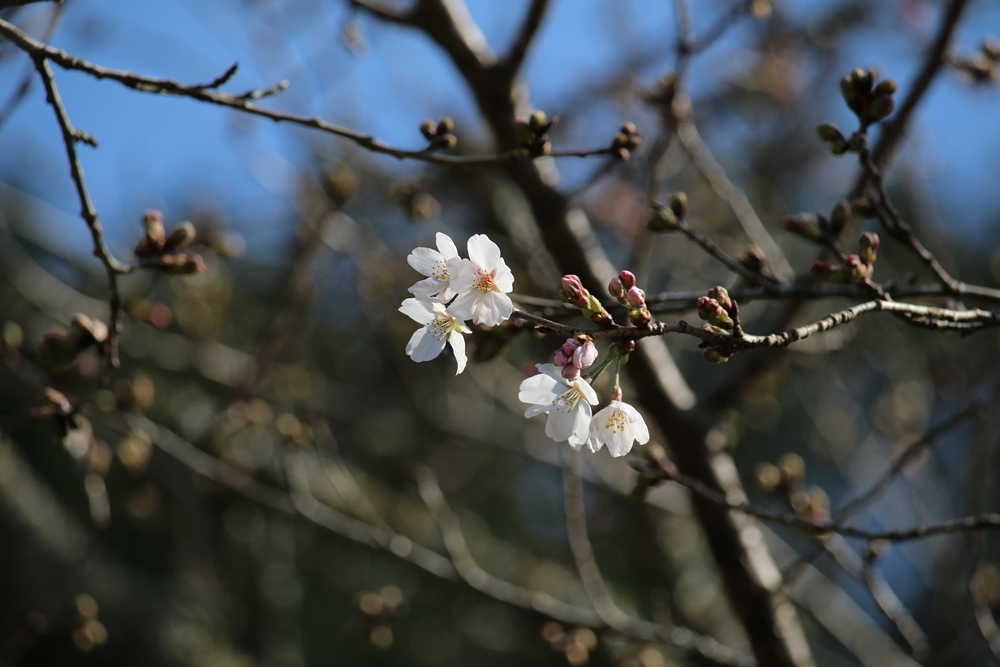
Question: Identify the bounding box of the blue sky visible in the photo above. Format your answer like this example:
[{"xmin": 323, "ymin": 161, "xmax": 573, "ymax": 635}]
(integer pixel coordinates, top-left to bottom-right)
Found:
[{"xmin": 2, "ymin": 0, "xmax": 999, "ymax": 268}]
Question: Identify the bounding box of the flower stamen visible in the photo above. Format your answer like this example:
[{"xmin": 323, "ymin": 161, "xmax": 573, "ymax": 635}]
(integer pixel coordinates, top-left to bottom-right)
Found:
[{"xmin": 473, "ymin": 268, "xmax": 496, "ymax": 293}]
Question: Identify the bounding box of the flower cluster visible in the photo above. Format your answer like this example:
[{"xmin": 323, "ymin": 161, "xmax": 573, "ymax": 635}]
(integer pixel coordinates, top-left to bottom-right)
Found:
[
  {"xmin": 518, "ymin": 362, "xmax": 649, "ymax": 456},
  {"xmin": 400, "ymin": 236, "xmax": 651, "ymax": 457},
  {"xmin": 400, "ymin": 233, "xmax": 514, "ymax": 374}
]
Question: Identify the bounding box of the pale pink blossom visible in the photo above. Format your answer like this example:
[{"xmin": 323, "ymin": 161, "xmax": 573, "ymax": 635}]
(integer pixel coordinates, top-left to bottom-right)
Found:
[
  {"xmin": 399, "ymin": 297, "xmax": 471, "ymax": 374},
  {"xmin": 447, "ymin": 234, "xmax": 514, "ymax": 326},
  {"xmin": 407, "ymin": 232, "xmax": 462, "ymax": 301}
]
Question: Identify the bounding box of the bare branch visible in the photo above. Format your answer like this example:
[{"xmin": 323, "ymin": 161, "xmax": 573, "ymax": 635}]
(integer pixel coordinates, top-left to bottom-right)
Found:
[
  {"xmin": 859, "ymin": 150, "xmax": 1000, "ymax": 303},
  {"xmin": 0, "ymin": 18, "xmax": 615, "ymax": 167},
  {"xmin": 675, "ymin": 219, "xmax": 783, "ymax": 287},
  {"xmin": 648, "ymin": 456, "xmax": 1000, "ymax": 543},
  {"xmin": 418, "ymin": 464, "xmax": 753, "ymax": 667},
  {"xmin": 32, "ymin": 56, "xmax": 128, "ymax": 370},
  {"xmin": 862, "ymin": 0, "xmax": 972, "ymax": 176},
  {"xmin": 674, "ymin": 99, "xmax": 795, "ymax": 281},
  {"xmin": 822, "ymin": 536, "xmax": 930, "ymax": 662},
  {"xmin": 500, "ymin": 0, "xmax": 550, "ymax": 78}
]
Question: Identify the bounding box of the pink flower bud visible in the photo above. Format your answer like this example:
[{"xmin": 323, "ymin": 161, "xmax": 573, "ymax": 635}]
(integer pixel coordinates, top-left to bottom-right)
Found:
[
  {"xmin": 628, "ymin": 306, "xmax": 651, "ymax": 328},
  {"xmin": 618, "ymin": 270, "xmax": 636, "ymax": 291},
  {"xmin": 608, "ymin": 276, "xmax": 624, "ymax": 299},
  {"xmin": 561, "ymin": 364, "xmax": 581, "ymax": 380},
  {"xmin": 561, "ymin": 338, "xmax": 578, "ymax": 356},
  {"xmin": 553, "ymin": 348, "xmax": 570, "ymax": 366},
  {"xmin": 559, "ymin": 275, "xmax": 589, "ymax": 308},
  {"xmin": 781, "ymin": 214, "xmax": 821, "ymax": 242},
  {"xmin": 858, "ymin": 232, "xmax": 879, "ymax": 265},
  {"xmin": 696, "ymin": 297, "xmax": 732, "ymax": 328},
  {"xmin": 624, "ymin": 286, "xmax": 645, "ymax": 308},
  {"xmin": 808, "ymin": 261, "xmax": 836, "ymax": 282},
  {"xmin": 572, "ymin": 338, "xmax": 598, "ymax": 370},
  {"xmin": 841, "ymin": 254, "xmax": 870, "ymax": 284}
]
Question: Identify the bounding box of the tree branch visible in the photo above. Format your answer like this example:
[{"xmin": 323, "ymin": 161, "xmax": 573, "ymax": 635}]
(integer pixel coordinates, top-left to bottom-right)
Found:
[
  {"xmin": 499, "ymin": 0, "xmax": 550, "ymax": 78},
  {"xmin": 32, "ymin": 56, "xmax": 128, "ymax": 370}
]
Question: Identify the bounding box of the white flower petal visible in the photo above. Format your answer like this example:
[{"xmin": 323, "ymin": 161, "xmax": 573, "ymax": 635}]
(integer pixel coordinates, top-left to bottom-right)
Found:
[
  {"xmin": 493, "ymin": 258, "xmax": 514, "ymax": 293},
  {"xmin": 435, "ymin": 232, "xmax": 459, "ymax": 259},
  {"xmin": 446, "ymin": 290, "xmax": 478, "ymax": 321},
  {"xmin": 448, "ymin": 330, "xmax": 467, "ymax": 375},
  {"xmin": 408, "ymin": 276, "xmax": 445, "ymax": 298},
  {"xmin": 449, "ymin": 258, "xmax": 477, "ymax": 293},
  {"xmin": 467, "ymin": 234, "xmax": 502, "ymax": 270},
  {"xmin": 490, "ymin": 292, "xmax": 514, "ymax": 324},
  {"xmin": 474, "ymin": 294, "xmax": 503, "ymax": 326},
  {"xmin": 407, "ymin": 247, "xmax": 442, "ymax": 277},
  {"xmin": 524, "ymin": 403, "xmax": 550, "ymax": 418},
  {"xmin": 568, "ymin": 403, "xmax": 592, "ymax": 447},
  {"xmin": 605, "ymin": 419, "xmax": 634, "ymax": 457},
  {"xmin": 545, "ymin": 406, "xmax": 577, "ymax": 442},
  {"xmin": 537, "ymin": 363, "xmax": 567, "ymax": 383},
  {"xmin": 586, "ymin": 436, "xmax": 602, "ymax": 453},
  {"xmin": 407, "ymin": 325, "xmax": 447, "ymax": 362},
  {"xmin": 575, "ymin": 379, "xmax": 600, "ymax": 405},
  {"xmin": 519, "ymin": 372, "xmax": 562, "ymax": 405},
  {"xmin": 399, "ymin": 298, "xmax": 436, "ymax": 324},
  {"xmin": 631, "ymin": 413, "xmax": 650, "ymax": 445}
]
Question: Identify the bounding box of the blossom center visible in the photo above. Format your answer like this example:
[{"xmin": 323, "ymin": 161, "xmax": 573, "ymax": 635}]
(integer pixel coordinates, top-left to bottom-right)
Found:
[
  {"xmin": 554, "ymin": 386, "xmax": 585, "ymax": 413},
  {"xmin": 473, "ymin": 268, "xmax": 496, "ymax": 293},
  {"xmin": 430, "ymin": 317, "xmax": 453, "ymax": 340},
  {"xmin": 431, "ymin": 259, "xmax": 450, "ymax": 281},
  {"xmin": 604, "ymin": 408, "xmax": 627, "ymax": 434}
]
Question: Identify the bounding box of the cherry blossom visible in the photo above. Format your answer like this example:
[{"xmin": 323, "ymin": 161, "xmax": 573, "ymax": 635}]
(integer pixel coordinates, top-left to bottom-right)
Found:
[
  {"xmin": 399, "ymin": 297, "xmax": 471, "ymax": 374},
  {"xmin": 518, "ymin": 363, "xmax": 599, "ymax": 448},
  {"xmin": 447, "ymin": 234, "xmax": 514, "ymax": 326},
  {"xmin": 587, "ymin": 382, "xmax": 649, "ymax": 457},
  {"xmin": 407, "ymin": 232, "xmax": 462, "ymax": 301}
]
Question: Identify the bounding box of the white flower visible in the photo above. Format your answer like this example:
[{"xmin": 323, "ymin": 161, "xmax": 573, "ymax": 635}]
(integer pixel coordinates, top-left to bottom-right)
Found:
[
  {"xmin": 399, "ymin": 297, "xmax": 471, "ymax": 374},
  {"xmin": 518, "ymin": 363, "xmax": 599, "ymax": 448},
  {"xmin": 587, "ymin": 400, "xmax": 650, "ymax": 457},
  {"xmin": 447, "ymin": 234, "xmax": 514, "ymax": 327},
  {"xmin": 407, "ymin": 233, "xmax": 462, "ymax": 301}
]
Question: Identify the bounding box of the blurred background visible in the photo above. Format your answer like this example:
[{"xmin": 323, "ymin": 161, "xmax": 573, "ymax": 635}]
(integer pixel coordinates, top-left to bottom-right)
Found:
[{"xmin": 2, "ymin": 0, "xmax": 1000, "ymax": 665}]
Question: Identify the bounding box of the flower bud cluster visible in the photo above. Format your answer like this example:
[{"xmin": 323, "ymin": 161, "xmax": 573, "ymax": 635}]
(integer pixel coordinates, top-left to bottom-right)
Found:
[
  {"xmin": 781, "ymin": 200, "xmax": 852, "ymax": 245},
  {"xmin": 552, "ymin": 335, "xmax": 598, "ymax": 380},
  {"xmin": 756, "ymin": 454, "xmax": 829, "ymax": 524},
  {"xmin": 610, "ymin": 122, "xmax": 641, "ymax": 161},
  {"xmin": 952, "ymin": 37, "xmax": 1000, "ymax": 84},
  {"xmin": 646, "ymin": 193, "xmax": 687, "ymax": 232},
  {"xmin": 608, "ymin": 271, "xmax": 650, "ymax": 328},
  {"xmin": 739, "ymin": 244, "xmax": 769, "ymax": 277},
  {"xmin": 514, "ymin": 110, "xmax": 555, "ymax": 157},
  {"xmin": 809, "ymin": 231, "xmax": 880, "ymax": 285},
  {"xmin": 419, "ymin": 116, "xmax": 458, "ymax": 150},
  {"xmin": 38, "ymin": 313, "xmax": 109, "ymax": 368},
  {"xmin": 559, "ymin": 275, "xmax": 614, "ymax": 327},
  {"xmin": 840, "ymin": 68, "xmax": 896, "ymax": 127},
  {"xmin": 134, "ymin": 209, "xmax": 205, "ymax": 276},
  {"xmin": 815, "ymin": 70, "xmax": 897, "ymax": 156},
  {"xmin": 696, "ymin": 286, "xmax": 738, "ymax": 363}
]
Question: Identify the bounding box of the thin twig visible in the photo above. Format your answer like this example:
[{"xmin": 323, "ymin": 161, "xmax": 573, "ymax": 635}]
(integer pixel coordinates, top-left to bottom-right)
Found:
[
  {"xmin": 676, "ymin": 219, "xmax": 783, "ymax": 287},
  {"xmin": 417, "ymin": 464, "xmax": 753, "ymax": 667},
  {"xmin": 515, "ymin": 300, "xmax": 1000, "ymax": 352},
  {"xmin": 500, "ymin": 0, "xmax": 550, "ymax": 77},
  {"xmin": 859, "ymin": 150, "xmax": 1000, "ymax": 303},
  {"xmin": 0, "ymin": 18, "xmax": 617, "ymax": 168},
  {"xmin": 651, "ymin": 458, "xmax": 1000, "ymax": 543},
  {"xmin": 32, "ymin": 56, "xmax": 129, "ymax": 371},
  {"xmin": 674, "ymin": 102, "xmax": 795, "ymax": 281},
  {"xmin": 821, "ymin": 536, "xmax": 930, "ymax": 662}
]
